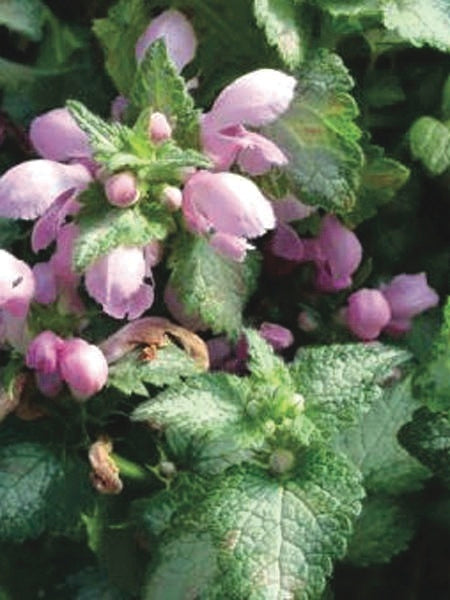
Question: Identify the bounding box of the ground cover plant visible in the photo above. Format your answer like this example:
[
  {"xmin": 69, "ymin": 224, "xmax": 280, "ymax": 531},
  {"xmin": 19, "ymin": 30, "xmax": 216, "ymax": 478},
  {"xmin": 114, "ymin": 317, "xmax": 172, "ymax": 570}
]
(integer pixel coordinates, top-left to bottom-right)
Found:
[{"xmin": 0, "ymin": 0, "xmax": 449, "ymax": 598}]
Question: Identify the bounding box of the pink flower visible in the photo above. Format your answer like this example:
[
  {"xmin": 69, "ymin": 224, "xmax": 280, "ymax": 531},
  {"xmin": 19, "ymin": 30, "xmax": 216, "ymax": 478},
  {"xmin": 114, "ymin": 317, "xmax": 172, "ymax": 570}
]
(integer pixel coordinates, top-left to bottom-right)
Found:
[
  {"xmin": 268, "ymin": 222, "xmax": 304, "ymax": 262},
  {"xmin": 105, "ymin": 172, "xmax": 139, "ymax": 207},
  {"xmin": 0, "ymin": 250, "xmax": 35, "ymax": 318},
  {"xmin": 346, "ymin": 289, "xmax": 392, "ymax": 341},
  {"xmin": 85, "ymin": 246, "xmax": 155, "ymax": 320},
  {"xmin": 380, "ymin": 273, "xmax": 439, "ymax": 333},
  {"xmin": 201, "ymin": 69, "xmax": 296, "ymax": 175},
  {"xmin": 35, "ymin": 371, "xmax": 63, "ymax": 398},
  {"xmin": 26, "ymin": 331, "xmax": 64, "ymax": 374},
  {"xmin": 32, "ymin": 262, "xmax": 58, "ymax": 305},
  {"xmin": 271, "ymin": 195, "xmax": 316, "ymax": 223},
  {"xmin": 111, "ymin": 95, "xmax": 129, "ymax": 121},
  {"xmin": 313, "ymin": 215, "xmax": 362, "ymax": 292},
  {"xmin": 59, "ymin": 338, "xmax": 108, "ymax": 400},
  {"xmin": 182, "ymin": 170, "xmax": 275, "ymax": 261},
  {"xmin": 29, "ymin": 108, "xmax": 92, "ymax": 163},
  {"xmin": 135, "ymin": 9, "xmax": 197, "ymax": 72}
]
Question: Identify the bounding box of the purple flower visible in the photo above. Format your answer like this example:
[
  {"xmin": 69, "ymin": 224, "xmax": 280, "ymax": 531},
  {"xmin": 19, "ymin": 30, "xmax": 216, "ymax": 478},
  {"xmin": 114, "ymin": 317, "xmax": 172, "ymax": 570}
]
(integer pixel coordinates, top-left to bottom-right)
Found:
[
  {"xmin": 85, "ymin": 246, "xmax": 155, "ymax": 320},
  {"xmin": 346, "ymin": 289, "xmax": 392, "ymax": 341},
  {"xmin": 0, "ymin": 250, "xmax": 35, "ymax": 318},
  {"xmin": 201, "ymin": 69, "xmax": 296, "ymax": 175},
  {"xmin": 380, "ymin": 273, "xmax": 439, "ymax": 333},
  {"xmin": 182, "ymin": 170, "xmax": 275, "ymax": 261},
  {"xmin": 26, "ymin": 331, "xmax": 64, "ymax": 374},
  {"xmin": 313, "ymin": 215, "xmax": 362, "ymax": 292},
  {"xmin": 135, "ymin": 9, "xmax": 197, "ymax": 72},
  {"xmin": 105, "ymin": 172, "xmax": 140, "ymax": 208},
  {"xmin": 35, "ymin": 371, "xmax": 63, "ymax": 398},
  {"xmin": 59, "ymin": 338, "xmax": 108, "ymax": 401}
]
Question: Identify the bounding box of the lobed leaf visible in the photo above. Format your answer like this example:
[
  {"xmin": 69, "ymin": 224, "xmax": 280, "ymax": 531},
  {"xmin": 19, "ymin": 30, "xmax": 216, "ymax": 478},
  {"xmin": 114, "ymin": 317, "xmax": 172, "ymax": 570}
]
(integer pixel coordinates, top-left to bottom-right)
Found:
[
  {"xmin": 142, "ymin": 455, "xmax": 363, "ymax": 599},
  {"xmin": 334, "ymin": 376, "xmax": 430, "ymax": 494},
  {"xmin": 0, "ymin": 0, "xmax": 45, "ymax": 41},
  {"xmin": 290, "ymin": 342, "xmax": 411, "ymax": 438}
]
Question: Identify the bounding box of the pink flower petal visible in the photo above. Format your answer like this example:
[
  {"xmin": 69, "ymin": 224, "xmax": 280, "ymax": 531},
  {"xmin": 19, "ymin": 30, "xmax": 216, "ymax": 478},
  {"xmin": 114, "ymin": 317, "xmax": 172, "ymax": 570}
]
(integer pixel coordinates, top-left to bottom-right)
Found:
[
  {"xmin": 272, "ymin": 195, "xmax": 316, "ymax": 223},
  {"xmin": 259, "ymin": 322, "xmax": 294, "ymax": 351},
  {"xmin": 85, "ymin": 247, "xmax": 154, "ymax": 320},
  {"xmin": 0, "ymin": 160, "xmax": 91, "ymax": 220},
  {"xmin": 269, "ymin": 223, "xmax": 304, "ymax": 262},
  {"xmin": 317, "ymin": 215, "xmax": 362, "ymax": 281},
  {"xmin": 380, "ymin": 273, "xmax": 439, "ymax": 321},
  {"xmin": 59, "ymin": 338, "xmax": 108, "ymax": 400},
  {"xmin": 204, "ymin": 69, "xmax": 296, "ymax": 131},
  {"xmin": 0, "ymin": 250, "xmax": 35, "ymax": 318},
  {"xmin": 236, "ymin": 130, "xmax": 288, "ymax": 175},
  {"xmin": 182, "ymin": 170, "xmax": 275, "ymax": 239},
  {"xmin": 32, "ymin": 262, "xmax": 58, "ymax": 305},
  {"xmin": 209, "ymin": 232, "xmax": 250, "ymax": 262},
  {"xmin": 31, "ymin": 189, "xmax": 80, "ymax": 253},
  {"xmin": 135, "ymin": 9, "xmax": 197, "ymax": 72},
  {"xmin": 29, "ymin": 108, "xmax": 92, "ymax": 162}
]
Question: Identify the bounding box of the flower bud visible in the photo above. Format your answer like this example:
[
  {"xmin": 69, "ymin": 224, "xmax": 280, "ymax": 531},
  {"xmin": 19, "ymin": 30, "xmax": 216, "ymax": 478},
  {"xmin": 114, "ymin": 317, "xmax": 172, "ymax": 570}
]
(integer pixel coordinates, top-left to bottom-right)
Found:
[
  {"xmin": 297, "ymin": 310, "xmax": 318, "ymax": 332},
  {"xmin": 259, "ymin": 322, "xmax": 294, "ymax": 351},
  {"xmin": 160, "ymin": 185, "xmax": 182, "ymax": 211},
  {"xmin": 105, "ymin": 172, "xmax": 139, "ymax": 207},
  {"xmin": 26, "ymin": 331, "xmax": 64, "ymax": 374},
  {"xmin": 346, "ymin": 289, "xmax": 392, "ymax": 341},
  {"xmin": 59, "ymin": 338, "xmax": 108, "ymax": 401},
  {"xmin": 149, "ymin": 112, "xmax": 172, "ymax": 143},
  {"xmin": 36, "ymin": 371, "xmax": 63, "ymax": 398}
]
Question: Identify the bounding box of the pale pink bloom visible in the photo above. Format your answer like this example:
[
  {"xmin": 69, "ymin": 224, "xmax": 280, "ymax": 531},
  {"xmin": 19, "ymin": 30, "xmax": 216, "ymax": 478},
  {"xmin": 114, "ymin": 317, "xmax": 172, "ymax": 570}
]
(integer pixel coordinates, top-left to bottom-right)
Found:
[
  {"xmin": 26, "ymin": 331, "xmax": 64, "ymax": 374},
  {"xmin": 0, "ymin": 312, "xmax": 29, "ymax": 351},
  {"xmin": 209, "ymin": 232, "xmax": 251, "ymax": 262},
  {"xmin": 182, "ymin": 170, "xmax": 275, "ymax": 261},
  {"xmin": 346, "ymin": 289, "xmax": 392, "ymax": 341},
  {"xmin": 49, "ymin": 224, "xmax": 85, "ymax": 315},
  {"xmin": 0, "ymin": 160, "xmax": 90, "ymax": 220},
  {"xmin": 380, "ymin": 273, "xmax": 439, "ymax": 333},
  {"xmin": 201, "ymin": 69, "xmax": 296, "ymax": 174},
  {"xmin": 85, "ymin": 246, "xmax": 154, "ymax": 320},
  {"xmin": 313, "ymin": 215, "xmax": 362, "ymax": 292},
  {"xmin": 29, "ymin": 108, "xmax": 92, "ymax": 162},
  {"xmin": 149, "ymin": 112, "xmax": 172, "ymax": 143},
  {"xmin": 0, "ymin": 250, "xmax": 35, "ymax": 318},
  {"xmin": 259, "ymin": 322, "xmax": 294, "ymax": 351},
  {"xmin": 135, "ymin": 9, "xmax": 197, "ymax": 71},
  {"xmin": 105, "ymin": 172, "xmax": 139, "ymax": 207},
  {"xmin": 59, "ymin": 338, "xmax": 108, "ymax": 400},
  {"xmin": 268, "ymin": 222, "xmax": 304, "ymax": 262},
  {"xmin": 31, "ymin": 188, "xmax": 80, "ymax": 252}
]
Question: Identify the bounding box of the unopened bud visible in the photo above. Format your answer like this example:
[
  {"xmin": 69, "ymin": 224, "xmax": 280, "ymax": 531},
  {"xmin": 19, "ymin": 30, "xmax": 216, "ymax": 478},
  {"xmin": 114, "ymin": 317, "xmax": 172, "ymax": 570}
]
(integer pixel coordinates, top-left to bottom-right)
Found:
[
  {"xmin": 149, "ymin": 112, "xmax": 172, "ymax": 143},
  {"xmin": 26, "ymin": 330, "xmax": 63, "ymax": 374},
  {"xmin": 297, "ymin": 310, "xmax": 318, "ymax": 332},
  {"xmin": 161, "ymin": 185, "xmax": 182, "ymax": 211},
  {"xmin": 159, "ymin": 461, "xmax": 177, "ymax": 478},
  {"xmin": 59, "ymin": 338, "xmax": 108, "ymax": 401},
  {"xmin": 105, "ymin": 172, "xmax": 139, "ymax": 207}
]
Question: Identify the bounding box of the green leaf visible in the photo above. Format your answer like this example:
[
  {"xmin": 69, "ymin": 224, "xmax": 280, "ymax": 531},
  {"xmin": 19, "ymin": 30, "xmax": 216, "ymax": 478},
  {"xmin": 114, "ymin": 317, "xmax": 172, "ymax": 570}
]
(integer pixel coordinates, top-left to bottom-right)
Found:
[
  {"xmin": 334, "ymin": 377, "xmax": 430, "ymax": 494},
  {"xmin": 314, "ymin": 0, "xmax": 381, "ymax": 17},
  {"xmin": 253, "ymin": 0, "xmax": 309, "ymax": 68},
  {"xmin": 0, "ymin": 443, "xmax": 91, "ymax": 542},
  {"xmin": 345, "ymin": 495, "xmax": 416, "ymax": 566},
  {"xmin": 108, "ymin": 343, "xmax": 203, "ymax": 397},
  {"xmin": 345, "ymin": 144, "xmax": 410, "ymax": 226},
  {"xmin": 93, "ymin": 0, "xmax": 149, "ymax": 94},
  {"xmin": 265, "ymin": 50, "xmax": 364, "ymax": 215},
  {"xmin": 290, "ymin": 342, "xmax": 411, "ymax": 438},
  {"xmin": 399, "ymin": 407, "xmax": 450, "ymax": 487},
  {"xmin": 413, "ymin": 298, "xmax": 450, "ymax": 412},
  {"xmin": 245, "ymin": 328, "xmax": 293, "ymax": 388},
  {"xmin": 381, "ymin": 0, "xmax": 450, "ymax": 53},
  {"xmin": 130, "ymin": 40, "xmax": 200, "ymax": 148},
  {"xmin": 73, "ymin": 185, "xmax": 173, "ymax": 273},
  {"xmin": 0, "ymin": 0, "xmax": 45, "ymax": 40},
  {"xmin": 143, "ymin": 456, "xmax": 363, "ymax": 599},
  {"xmin": 64, "ymin": 567, "xmax": 126, "ymax": 600},
  {"xmin": 132, "ymin": 373, "xmax": 265, "ymax": 474},
  {"xmin": 409, "ymin": 116, "xmax": 450, "ymax": 175},
  {"xmin": 168, "ymin": 234, "xmax": 261, "ymax": 337}
]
